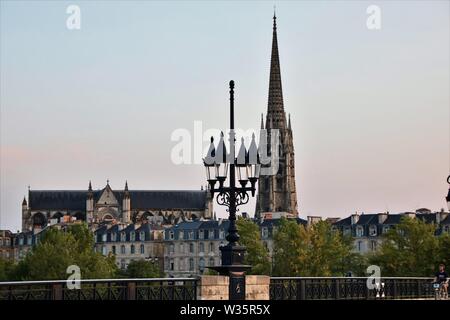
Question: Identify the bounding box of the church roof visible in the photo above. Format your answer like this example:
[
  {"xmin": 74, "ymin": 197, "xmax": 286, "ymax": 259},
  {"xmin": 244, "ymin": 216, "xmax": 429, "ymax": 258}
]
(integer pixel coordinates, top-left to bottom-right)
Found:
[{"xmin": 28, "ymin": 190, "xmax": 208, "ymax": 211}]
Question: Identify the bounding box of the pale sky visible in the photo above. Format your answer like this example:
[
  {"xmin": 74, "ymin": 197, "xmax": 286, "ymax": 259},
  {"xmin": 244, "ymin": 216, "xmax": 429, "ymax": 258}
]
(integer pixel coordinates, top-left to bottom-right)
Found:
[{"xmin": 1, "ymin": 1, "xmax": 449, "ymax": 231}]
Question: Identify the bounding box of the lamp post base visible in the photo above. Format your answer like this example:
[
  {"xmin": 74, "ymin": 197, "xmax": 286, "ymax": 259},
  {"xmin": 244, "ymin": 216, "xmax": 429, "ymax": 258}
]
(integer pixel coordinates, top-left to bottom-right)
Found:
[{"xmin": 208, "ymin": 244, "xmax": 251, "ymax": 300}]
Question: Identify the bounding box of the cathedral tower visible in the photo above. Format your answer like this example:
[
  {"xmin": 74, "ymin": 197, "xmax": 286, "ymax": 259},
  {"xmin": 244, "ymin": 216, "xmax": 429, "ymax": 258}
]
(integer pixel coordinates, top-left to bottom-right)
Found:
[{"xmin": 256, "ymin": 14, "xmax": 298, "ymax": 218}]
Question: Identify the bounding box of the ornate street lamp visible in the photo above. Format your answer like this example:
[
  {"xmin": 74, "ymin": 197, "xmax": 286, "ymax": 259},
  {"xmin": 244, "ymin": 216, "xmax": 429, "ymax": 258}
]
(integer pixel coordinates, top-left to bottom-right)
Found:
[{"xmin": 203, "ymin": 80, "xmax": 261, "ymax": 300}]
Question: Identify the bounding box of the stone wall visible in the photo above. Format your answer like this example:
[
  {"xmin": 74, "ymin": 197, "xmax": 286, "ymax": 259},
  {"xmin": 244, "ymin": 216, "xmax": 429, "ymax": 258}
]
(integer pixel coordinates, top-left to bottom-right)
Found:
[
  {"xmin": 245, "ymin": 275, "xmax": 270, "ymax": 300},
  {"xmin": 197, "ymin": 275, "xmax": 229, "ymax": 300}
]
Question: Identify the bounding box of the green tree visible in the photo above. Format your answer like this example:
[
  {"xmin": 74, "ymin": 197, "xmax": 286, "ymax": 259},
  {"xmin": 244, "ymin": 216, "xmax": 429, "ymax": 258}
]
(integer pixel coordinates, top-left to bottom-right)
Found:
[
  {"xmin": 14, "ymin": 223, "xmax": 117, "ymax": 281},
  {"xmin": 437, "ymin": 233, "xmax": 450, "ymax": 267},
  {"xmin": 0, "ymin": 257, "xmax": 15, "ymax": 281},
  {"xmin": 273, "ymin": 218, "xmax": 359, "ymax": 276},
  {"xmin": 124, "ymin": 259, "xmax": 163, "ymax": 278},
  {"xmin": 369, "ymin": 217, "xmax": 439, "ymax": 276},
  {"xmin": 236, "ymin": 218, "xmax": 271, "ymax": 275}
]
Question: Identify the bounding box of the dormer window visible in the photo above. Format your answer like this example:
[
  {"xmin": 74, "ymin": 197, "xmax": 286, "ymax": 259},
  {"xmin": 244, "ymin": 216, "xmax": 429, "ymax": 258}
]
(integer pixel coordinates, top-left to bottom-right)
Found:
[
  {"xmin": 382, "ymin": 226, "xmax": 390, "ymax": 234},
  {"xmin": 111, "ymin": 233, "xmax": 117, "ymax": 241},
  {"xmin": 169, "ymin": 231, "xmax": 174, "ymax": 240},
  {"xmin": 120, "ymin": 232, "xmax": 126, "ymax": 242},
  {"xmin": 102, "ymin": 234, "xmax": 107, "ymax": 242},
  {"xmin": 356, "ymin": 226, "xmax": 364, "ymax": 237},
  {"xmin": 369, "ymin": 225, "xmax": 377, "ymax": 236},
  {"xmin": 179, "ymin": 231, "xmax": 184, "ymax": 239},
  {"xmin": 130, "ymin": 232, "xmax": 135, "ymax": 241},
  {"xmin": 199, "ymin": 230, "xmax": 204, "ymax": 240},
  {"xmin": 188, "ymin": 231, "xmax": 194, "ymax": 240},
  {"xmin": 343, "ymin": 227, "xmax": 351, "ymax": 236},
  {"xmin": 140, "ymin": 231, "xmax": 145, "ymax": 241}
]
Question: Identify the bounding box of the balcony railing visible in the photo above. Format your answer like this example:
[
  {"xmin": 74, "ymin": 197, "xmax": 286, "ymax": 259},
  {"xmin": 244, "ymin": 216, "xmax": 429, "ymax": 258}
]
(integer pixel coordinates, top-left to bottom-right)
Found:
[
  {"xmin": 270, "ymin": 277, "xmax": 436, "ymax": 300},
  {"xmin": 0, "ymin": 278, "xmax": 198, "ymax": 300}
]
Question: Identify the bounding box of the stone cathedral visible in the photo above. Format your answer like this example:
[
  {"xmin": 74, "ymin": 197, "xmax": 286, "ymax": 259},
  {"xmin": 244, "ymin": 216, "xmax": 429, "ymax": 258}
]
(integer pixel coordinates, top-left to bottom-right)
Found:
[{"xmin": 256, "ymin": 14, "xmax": 299, "ymax": 218}]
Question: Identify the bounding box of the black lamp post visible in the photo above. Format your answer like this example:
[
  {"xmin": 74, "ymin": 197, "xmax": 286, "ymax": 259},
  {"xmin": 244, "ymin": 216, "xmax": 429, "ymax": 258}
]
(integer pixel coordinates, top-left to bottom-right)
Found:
[
  {"xmin": 446, "ymin": 175, "xmax": 450, "ymax": 211},
  {"xmin": 203, "ymin": 80, "xmax": 261, "ymax": 300}
]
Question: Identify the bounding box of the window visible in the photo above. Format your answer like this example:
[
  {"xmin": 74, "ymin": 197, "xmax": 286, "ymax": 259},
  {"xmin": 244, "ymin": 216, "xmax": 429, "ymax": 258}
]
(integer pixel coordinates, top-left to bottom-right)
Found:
[
  {"xmin": 120, "ymin": 232, "xmax": 126, "ymax": 242},
  {"xmin": 130, "ymin": 232, "xmax": 136, "ymax": 241},
  {"xmin": 121, "ymin": 245, "xmax": 126, "ymax": 254},
  {"xmin": 383, "ymin": 226, "xmax": 390, "ymax": 234},
  {"xmin": 179, "ymin": 231, "xmax": 184, "ymax": 239},
  {"xmin": 112, "ymin": 245, "xmax": 116, "ymax": 254},
  {"xmin": 262, "ymin": 227, "xmax": 269, "ymax": 239},
  {"xmin": 170, "ymin": 244, "xmax": 175, "ymax": 254},
  {"xmin": 209, "ymin": 242, "xmax": 214, "ymax": 253},
  {"xmin": 189, "ymin": 243, "xmax": 194, "ymax": 254},
  {"xmin": 170, "ymin": 259, "xmax": 174, "ymax": 271},
  {"xmin": 140, "ymin": 244, "xmax": 145, "ymax": 254},
  {"xmin": 131, "ymin": 245, "xmax": 135, "ymax": 254},
  {"xmin": 180, "ymin": 242, "xmax": 184, "ymax": 253},
  {"xmin": 199, "ymin": 230, "xmax": 204, "ymax": 240},
  {"xmin": 140, "ymin": 231, "xmax": 145, "ymax": 241},
  {"xmin": 357, "ymin": 241, "xmax": 363, "ymax": 252},
  {"xmin": 343, "ymin": 227, "xmax": 351, "ymax": 236},
  {"xmin": 189, "ymin": 258, "xmax": 194, "ymax": 271},
  {"xmin": 370, "ymin": 241, "xmax": 377, "ymax": 251},
  {"xmin": 209, "ymin": 257, "xmax": 215, "ymax": 267},
  {"xmin": 111, "ymin": 233, "xmax": 117, "ymax": 241},
  {"xmin": 209, "ymin": 230, "xmax": 214, "ymax": 239},
  {"xmin": 5, "ymin": 238, "xmax": 10, "ymax": 246},
  {"xmin": 179, "ymin": 258, "xmax": 184, "ymax": 271},
  {"xmin": 356, "ymin": 226, "xmax": 364, "ymax": 237},
  {"xmin": 169, "ymin": 231, "xmax": 174, "ymax": 240},
  {"xmin": 188, "ymin": 231, "xmax": 194, "ymax": 240},
  {"xmin": 27, "ymin": 236, "xmax": 32, "ymax": 245},
  {"xmin": 444, "ymin": 225, "xmax": 450, "ymax": 234},
  {"xmin": 19, "ymin": 237, "xmax": 24, "ymax": 246},
  {"xmin": 102, "ymin": 234, "xmax": 107, "ymax": 242},
  {"xmin": 101, "ymin": 245, "xmax": 107, "ymax": 255},
  {"xmin": 199, "ymin": 258, "xmax": 205, "ymax": 272},
  {"xmin": 369, "ymin": 225, "xmax": 377, "ymax": 236},
  {"xmin": 199, "ymin": 242, "xmax": 204, "ymax": 253},
  {"xmin": 219, "ymin": 230, "xmax": 225, "ymax": 239},
  {"xmin": 120, "ymin": 259, "xmax": 126, "ymax": 269}
]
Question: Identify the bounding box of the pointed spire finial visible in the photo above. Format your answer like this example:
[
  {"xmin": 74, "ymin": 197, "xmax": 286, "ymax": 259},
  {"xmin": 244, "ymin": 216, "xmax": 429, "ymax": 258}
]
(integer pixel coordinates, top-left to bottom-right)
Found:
[
  {"xmin": 124, "ymin": 180, "xmax": 128, "ymax": 191},
  {"xmin": 288, "ymin": 113, "xmax": 292, "ymax": 130},
  {"xmin": 88, "ymin": 180, "xmax": 92, "ymax": 192},
  {"xmin": 22, "ymin": 196, "xmax": 27, "ymax": 206},
  {"xmin": 273, "ymin": 5, "xmax": 277, "ymax": 28},
  {"xmin": 261, "ymin": 113, "xmax": 264, "ymax": 129}
]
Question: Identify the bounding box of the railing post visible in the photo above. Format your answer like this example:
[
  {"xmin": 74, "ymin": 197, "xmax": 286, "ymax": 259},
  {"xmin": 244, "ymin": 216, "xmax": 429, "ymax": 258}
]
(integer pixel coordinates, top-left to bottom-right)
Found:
[
  {"xmin": 335, "ymin": 279, "xmax": 340, "ymax": 300},
  {"xmin": 52, "ymin": 284, "xmax": 63, "ymax": 300},
  {"xmin": 299, "ymin": 279, "xmax": 306, "ymax": 300},
  {"xmin": 127, "ymin": 282, "xmax": 136, "ymax": 300}
]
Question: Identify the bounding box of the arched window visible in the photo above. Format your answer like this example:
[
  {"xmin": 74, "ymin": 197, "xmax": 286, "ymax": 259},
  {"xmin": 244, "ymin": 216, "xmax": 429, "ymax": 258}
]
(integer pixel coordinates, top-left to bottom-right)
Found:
[
  {"xmin": 130, "ymin": 245, "xmax": 135, "ymax": 254},
  {"xmin": 189, "ymin": 258, "xmax": 194, "ymax": 271},
  {"xmin": 199, "ymin": 242, "xmax": 204, "ymax": 253},
  {"xmin": 130, "ymin": 232, "xmax": 136, "ymax": 241},
  {"xmin": 120, "ymin": 245, "xmax": 126, "ymax": 254},
  {"xmin": 189, "ymin": 243, "xmax": 194, "ymax": 253},
  {"xmin": 140, "ymin": 244, "xmax": 145, "ymax": 254},
  {"xmin": 140, "ymin": 231, "xmax": 145, "ymax": 241},
  {"xmin": 209, "ymin": 242, "xmax": 214, "ymax": 253}
]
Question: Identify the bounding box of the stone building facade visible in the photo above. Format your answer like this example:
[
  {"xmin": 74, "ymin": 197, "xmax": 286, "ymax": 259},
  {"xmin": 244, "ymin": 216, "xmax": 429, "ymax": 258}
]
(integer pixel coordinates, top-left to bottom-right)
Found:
[
  {"xmin": 256, "ymin": 14, "xmax": 298, "ymax": 218},
  {"xmin": 0, "ymin": 230, "xmax": 14, "ymax": 261},
  {"xmin": 332, "ymin": 209, "xmax": 450, "ymax": 254},
  {"xmin": 94, "ymin": 222, "xmax": 165, "ymax": 271},
  {"xmin": 21, "ymin": 181, "xmax": 213, "ymax": 232},
  {"xmin": 163, "ymin": 220, "xmax": 230, "ymax": 277}
]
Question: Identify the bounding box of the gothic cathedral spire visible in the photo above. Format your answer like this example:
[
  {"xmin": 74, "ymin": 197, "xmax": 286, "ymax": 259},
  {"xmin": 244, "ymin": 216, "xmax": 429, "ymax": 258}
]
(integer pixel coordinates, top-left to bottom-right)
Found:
[{"xmin": 256, "ymin": 14, "xmax": 299, "ymax": 218}]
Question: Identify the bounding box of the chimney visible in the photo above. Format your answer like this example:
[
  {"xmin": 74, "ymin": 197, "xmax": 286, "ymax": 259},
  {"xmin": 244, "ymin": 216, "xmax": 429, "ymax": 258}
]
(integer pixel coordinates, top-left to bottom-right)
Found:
[
  {"xmin": 378, "ymin": 212, "xmax": 388, "ymax": 224},
  {"xmin": 351, "ymin": 213, "xmax": 360, "ymax": 225}
]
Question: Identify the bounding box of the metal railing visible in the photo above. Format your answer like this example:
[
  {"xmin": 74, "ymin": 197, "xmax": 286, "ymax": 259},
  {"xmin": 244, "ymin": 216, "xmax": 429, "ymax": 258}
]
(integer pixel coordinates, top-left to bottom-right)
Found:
[
  {"xmin": 270, "ymin": 277, "xmax": 436, "ymax": 300},
  {"xmin": 0, "ymin": 278, "xmax": 198, "ymax": 300}
]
